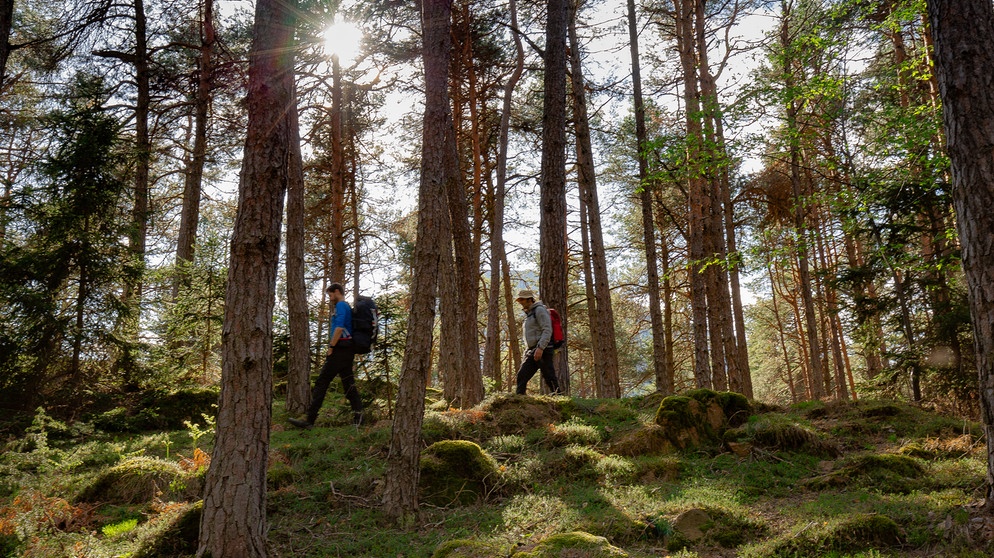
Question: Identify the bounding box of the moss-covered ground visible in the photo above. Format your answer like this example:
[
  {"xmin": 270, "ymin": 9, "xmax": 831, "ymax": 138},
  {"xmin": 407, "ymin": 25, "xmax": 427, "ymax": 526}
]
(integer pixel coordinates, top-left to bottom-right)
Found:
[{"xmin": 1, "ymin": 392, "xmax": 992, "ymax": 557}]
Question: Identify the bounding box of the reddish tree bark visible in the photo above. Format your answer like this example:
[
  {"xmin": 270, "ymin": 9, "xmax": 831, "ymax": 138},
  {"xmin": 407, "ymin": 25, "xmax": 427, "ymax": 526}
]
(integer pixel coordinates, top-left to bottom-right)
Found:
[
  {"xmin": 926, "ymin": 0, "xmax": 994, "ymax": 512},
  {"xmin": 196, "ymin": 0, "xmax": 299, "ymax": 555}
]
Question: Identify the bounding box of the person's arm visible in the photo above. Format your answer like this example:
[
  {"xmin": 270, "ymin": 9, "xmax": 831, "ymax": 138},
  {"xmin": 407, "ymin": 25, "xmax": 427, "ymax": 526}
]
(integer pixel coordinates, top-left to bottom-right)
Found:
[{"xmin": 327, "ymin": 301, "xmax": 349, "ymax": 354}]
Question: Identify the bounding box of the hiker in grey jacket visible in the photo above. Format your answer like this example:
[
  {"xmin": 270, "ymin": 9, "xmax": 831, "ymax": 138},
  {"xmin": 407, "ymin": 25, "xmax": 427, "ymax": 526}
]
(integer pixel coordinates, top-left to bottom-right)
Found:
[{"xmin": 515, "ymin": 289, "xmax": 562, "ymax": 395}]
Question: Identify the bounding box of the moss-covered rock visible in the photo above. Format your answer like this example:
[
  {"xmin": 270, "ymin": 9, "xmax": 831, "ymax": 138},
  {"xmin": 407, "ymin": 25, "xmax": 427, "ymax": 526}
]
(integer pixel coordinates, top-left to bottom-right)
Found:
[
  {"xmin": 661, "ymin": 504, "xmax": 768, "ymax": 552},
  {"xmin": 131, "ymin": 501, "xmax": 202, "ymax": 558},
  {"xmin": 482, "ymin": 394, "xmax": 568, "ymax": 436},
  {"xmin": 745, "ymin": 513, "xmax": 902, "ymax": 557},
  {"xmin": 419, "ymin": 440, "xmax": 499, "ymax": 506},
  {"xmin": 803, "ymin": 452, "xmax": 926, "ymax": 493},
  {"xmin": 651, "ymin": 390, "xmax": 754, "ymax": 453},
  {"xmin": 512, "ymin": 531, "xmax": 628, "ymax": 557},
  {"xmin": 76, "ymin": 457, "xmax": 200, "ymax": 504},
  {"xmin": 607, "ymin": 424, "xmax": 677, "ymax": 457},
  {"xmin": 724, "ymin": 415, "xmax": 840, "ymax": 457},
  {"xmin": 432, "ymin": 538, "xmax": 507, "ymax": 558}
]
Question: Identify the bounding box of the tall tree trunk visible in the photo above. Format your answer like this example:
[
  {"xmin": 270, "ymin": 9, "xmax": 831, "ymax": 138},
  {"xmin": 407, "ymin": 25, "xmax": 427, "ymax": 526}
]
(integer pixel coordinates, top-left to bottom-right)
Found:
[
  {"xmin": 569, "ymin": 0, "xmax": 619, "ymax": 397},
  {"xmin": 780, "ymin": 5, "xmax": 824, "ymax": 399},
  {"xmin": 285, "ymin": 86, "xmax": 310, "ymax": 416},
  {"xmin": 693, "ymin": 0, "xmax": 736, "ymax": 393},
  {"xmin": 482, "ymin": 0, "xmax": 524, "ymax": 392},
  {"xmin": 130, "ymin": 0, "xmax": 150, "ymax": 305},
  {"xmin": 674, "ymin": 0, "xmax": 711, "ymax": 388},
  {"xmin": 540, "ymin": 0, "xmax": 570, "ymax": 394},
  {"xmin": 927, "ymin": 0, "xmax": 994, "ymax": 512},
  {"xmin": 174, "ymin": 0, "xmax": 214, "ymax": 297},
  {"xmin": 444, "ymin": 112, "xmax": 483, "ymax": 408},
  {"xmin": 629, "ymin": 0, "xmax": 670, "ymax": 394},
  {"xmin": 329, "ymin": 55, "xmax": 347, "ymax": 283},
  {"xmin": 382, "ymin": 0, "xmax": 456, "ymax": 522},
  {"xmin": 196, "ymin": 0, "xmax": 298, "ymax": 554}
]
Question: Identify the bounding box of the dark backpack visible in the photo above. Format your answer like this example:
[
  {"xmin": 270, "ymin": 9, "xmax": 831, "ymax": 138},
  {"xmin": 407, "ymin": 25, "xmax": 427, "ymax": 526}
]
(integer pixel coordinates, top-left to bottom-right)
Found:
[
  {"xmin": 548, "ymin": 307, "xmax": 565, "ymax": 349},
  {"xmin": 351, "ymin": 296, "xmax": 379, "ymax": 354}
]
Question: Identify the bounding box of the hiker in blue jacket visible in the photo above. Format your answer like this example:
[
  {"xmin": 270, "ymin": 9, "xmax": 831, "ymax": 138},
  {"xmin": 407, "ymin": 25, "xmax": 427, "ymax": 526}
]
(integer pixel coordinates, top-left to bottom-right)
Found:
[
  {"xmin": 289, "ymin": 282, "xmax": 364, "ymax": 428},
  {"xmin": 514, "ymin": 289, "xmax": 562, "ymax": 395}
]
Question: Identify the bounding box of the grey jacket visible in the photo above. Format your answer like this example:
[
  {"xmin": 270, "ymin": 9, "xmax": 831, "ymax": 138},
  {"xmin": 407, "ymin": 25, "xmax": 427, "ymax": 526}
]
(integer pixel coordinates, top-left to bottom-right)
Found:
[{"xmin": 523, "ymin": 301, "xmax": 553, "ymax": 350}]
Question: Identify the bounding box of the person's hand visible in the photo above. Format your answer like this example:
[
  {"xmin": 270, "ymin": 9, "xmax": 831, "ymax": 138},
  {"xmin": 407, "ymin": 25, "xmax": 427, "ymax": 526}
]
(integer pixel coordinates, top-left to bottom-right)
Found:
[
  {"xmin": 533, "ymin": 347, "xmax": 543, "ymax": 361},
  {"xmin": 327, "ymin": 346, "xmax": 334, "ymax": 356}
]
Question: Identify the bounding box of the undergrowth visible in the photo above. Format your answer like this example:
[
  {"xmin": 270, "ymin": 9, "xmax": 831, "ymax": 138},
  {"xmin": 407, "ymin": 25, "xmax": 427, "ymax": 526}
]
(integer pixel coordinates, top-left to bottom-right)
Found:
[{"xmin": 0, "ymin": 394, "xmax": 990, "ymax": 557}]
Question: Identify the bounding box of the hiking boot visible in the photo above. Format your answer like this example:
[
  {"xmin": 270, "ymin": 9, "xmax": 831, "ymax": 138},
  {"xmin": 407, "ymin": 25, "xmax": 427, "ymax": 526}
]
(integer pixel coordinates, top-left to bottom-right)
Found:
[{"xmin": 288, "ymin": 417, "xmax": 313, "ymax": 429}]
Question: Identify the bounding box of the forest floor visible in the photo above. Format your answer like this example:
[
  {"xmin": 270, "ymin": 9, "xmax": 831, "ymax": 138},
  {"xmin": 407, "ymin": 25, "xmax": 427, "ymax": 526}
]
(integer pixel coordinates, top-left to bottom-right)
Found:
[{"xmin": 1, "ymin": 388, "xmax": 993, "ymax": 557}]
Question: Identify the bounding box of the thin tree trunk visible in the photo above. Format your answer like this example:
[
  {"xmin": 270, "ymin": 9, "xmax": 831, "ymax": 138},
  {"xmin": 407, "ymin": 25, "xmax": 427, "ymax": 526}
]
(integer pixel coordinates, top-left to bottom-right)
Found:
[
  {"xmin": 285, "ymin": 85, "xmax": 310, "ymax": 416},
  {"xmin": 781, "ymin": 5, "xmax": 824, "ymax": 399},
  {"xmin": 502, "ymin": 248, "xmax": 522, "ymax": 375},
  {"xmin": 174, "ymin": 0, "xmax": 214, "ymax": 297},
  {"xmin": 130, "ymin": 0, "xmax": 150, "ymax": 305},
  {"xmin": 578, "ymin": 190, "xmax": 602, "ymax": 395},
  {"xmin": 482, "ymin": 0, "xmax": 523, "ymax": 392},
  {"xmin": 629, "ymin": 0, "xmax": 669, "ymax": 394},
  {"xmin": 540, "ymin": 0, "xmax": 570, "ymax": 394},
  {"xmin": 329, "ymin": 55, "xmax": 346, "ymax": 282},
  {"xmin": 570, "ymin": 0, "xmax": 619, "ymax": 397},
  {"xmin": 383, "ymin": 0, "xmax": 456, "ymax": 522},
  {"xmin": 767, "ymin": 252, "xmax": 798, "ymax": 403},
  {"xmin": 197, "ymin": 0, "xmax": 298, "ymax": 554},
  {"xmin": 444, "ymin": 117, "xmax": 483, "ymax": 408}
]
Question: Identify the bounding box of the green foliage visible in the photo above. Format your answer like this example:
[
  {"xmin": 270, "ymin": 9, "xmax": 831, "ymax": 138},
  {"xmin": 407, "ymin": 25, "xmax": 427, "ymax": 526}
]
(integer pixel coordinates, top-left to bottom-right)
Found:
[
  {"xmin": 0, "ymin": 73, "xmax": 135, "ymax": 412},
  {"xmin": 148, "ymin": 208, "xmax": 230, "ymax": 385},
  {"xmin": 100, "ymin": 517, "xmax": 138, "ymax": 538},
  {"xmin": 89, "ymin": 386, "xmax": 218, "ymax": 433}
]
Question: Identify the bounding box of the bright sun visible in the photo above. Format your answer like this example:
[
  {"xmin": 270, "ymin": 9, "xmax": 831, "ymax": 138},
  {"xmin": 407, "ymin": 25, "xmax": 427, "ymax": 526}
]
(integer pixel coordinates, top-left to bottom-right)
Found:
[{"xmin": 322, "ymin": 21, "xmax": 363, "ymax": 64}]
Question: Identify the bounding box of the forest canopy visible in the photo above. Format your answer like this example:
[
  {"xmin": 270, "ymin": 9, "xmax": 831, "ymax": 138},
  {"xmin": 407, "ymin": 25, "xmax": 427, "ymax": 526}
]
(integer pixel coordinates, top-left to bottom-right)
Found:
[{"xmin": 0, "ymin": 0, "xmax": 979, "ymax": 414}]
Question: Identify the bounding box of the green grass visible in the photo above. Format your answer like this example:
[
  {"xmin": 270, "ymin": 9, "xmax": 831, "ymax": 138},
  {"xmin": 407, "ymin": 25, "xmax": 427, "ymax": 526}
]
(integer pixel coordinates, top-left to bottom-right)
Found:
[{"xmin": 0, "ymin": 396, "xmax": 990, "ymax": 557}]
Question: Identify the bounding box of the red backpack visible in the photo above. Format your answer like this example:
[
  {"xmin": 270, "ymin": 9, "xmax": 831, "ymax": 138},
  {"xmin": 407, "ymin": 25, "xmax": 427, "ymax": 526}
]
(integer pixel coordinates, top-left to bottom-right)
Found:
[{"xmin": 548, "ymin": 307, "xmax": 565, "ymax": 349}]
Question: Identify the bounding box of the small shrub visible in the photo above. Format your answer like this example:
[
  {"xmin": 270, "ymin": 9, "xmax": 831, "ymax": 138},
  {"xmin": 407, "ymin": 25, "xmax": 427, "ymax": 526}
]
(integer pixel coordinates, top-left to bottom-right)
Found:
[
  {"xmin": 545, "ymin": 417, "xmax": 601, "ymax": 447},
  {"xmin": 593, "ymin": 455, "xmax": 636, "ymax": 483},
  {"xmin": 485, "ymin": 434, "xmax": 527, "ymax": 454}
]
